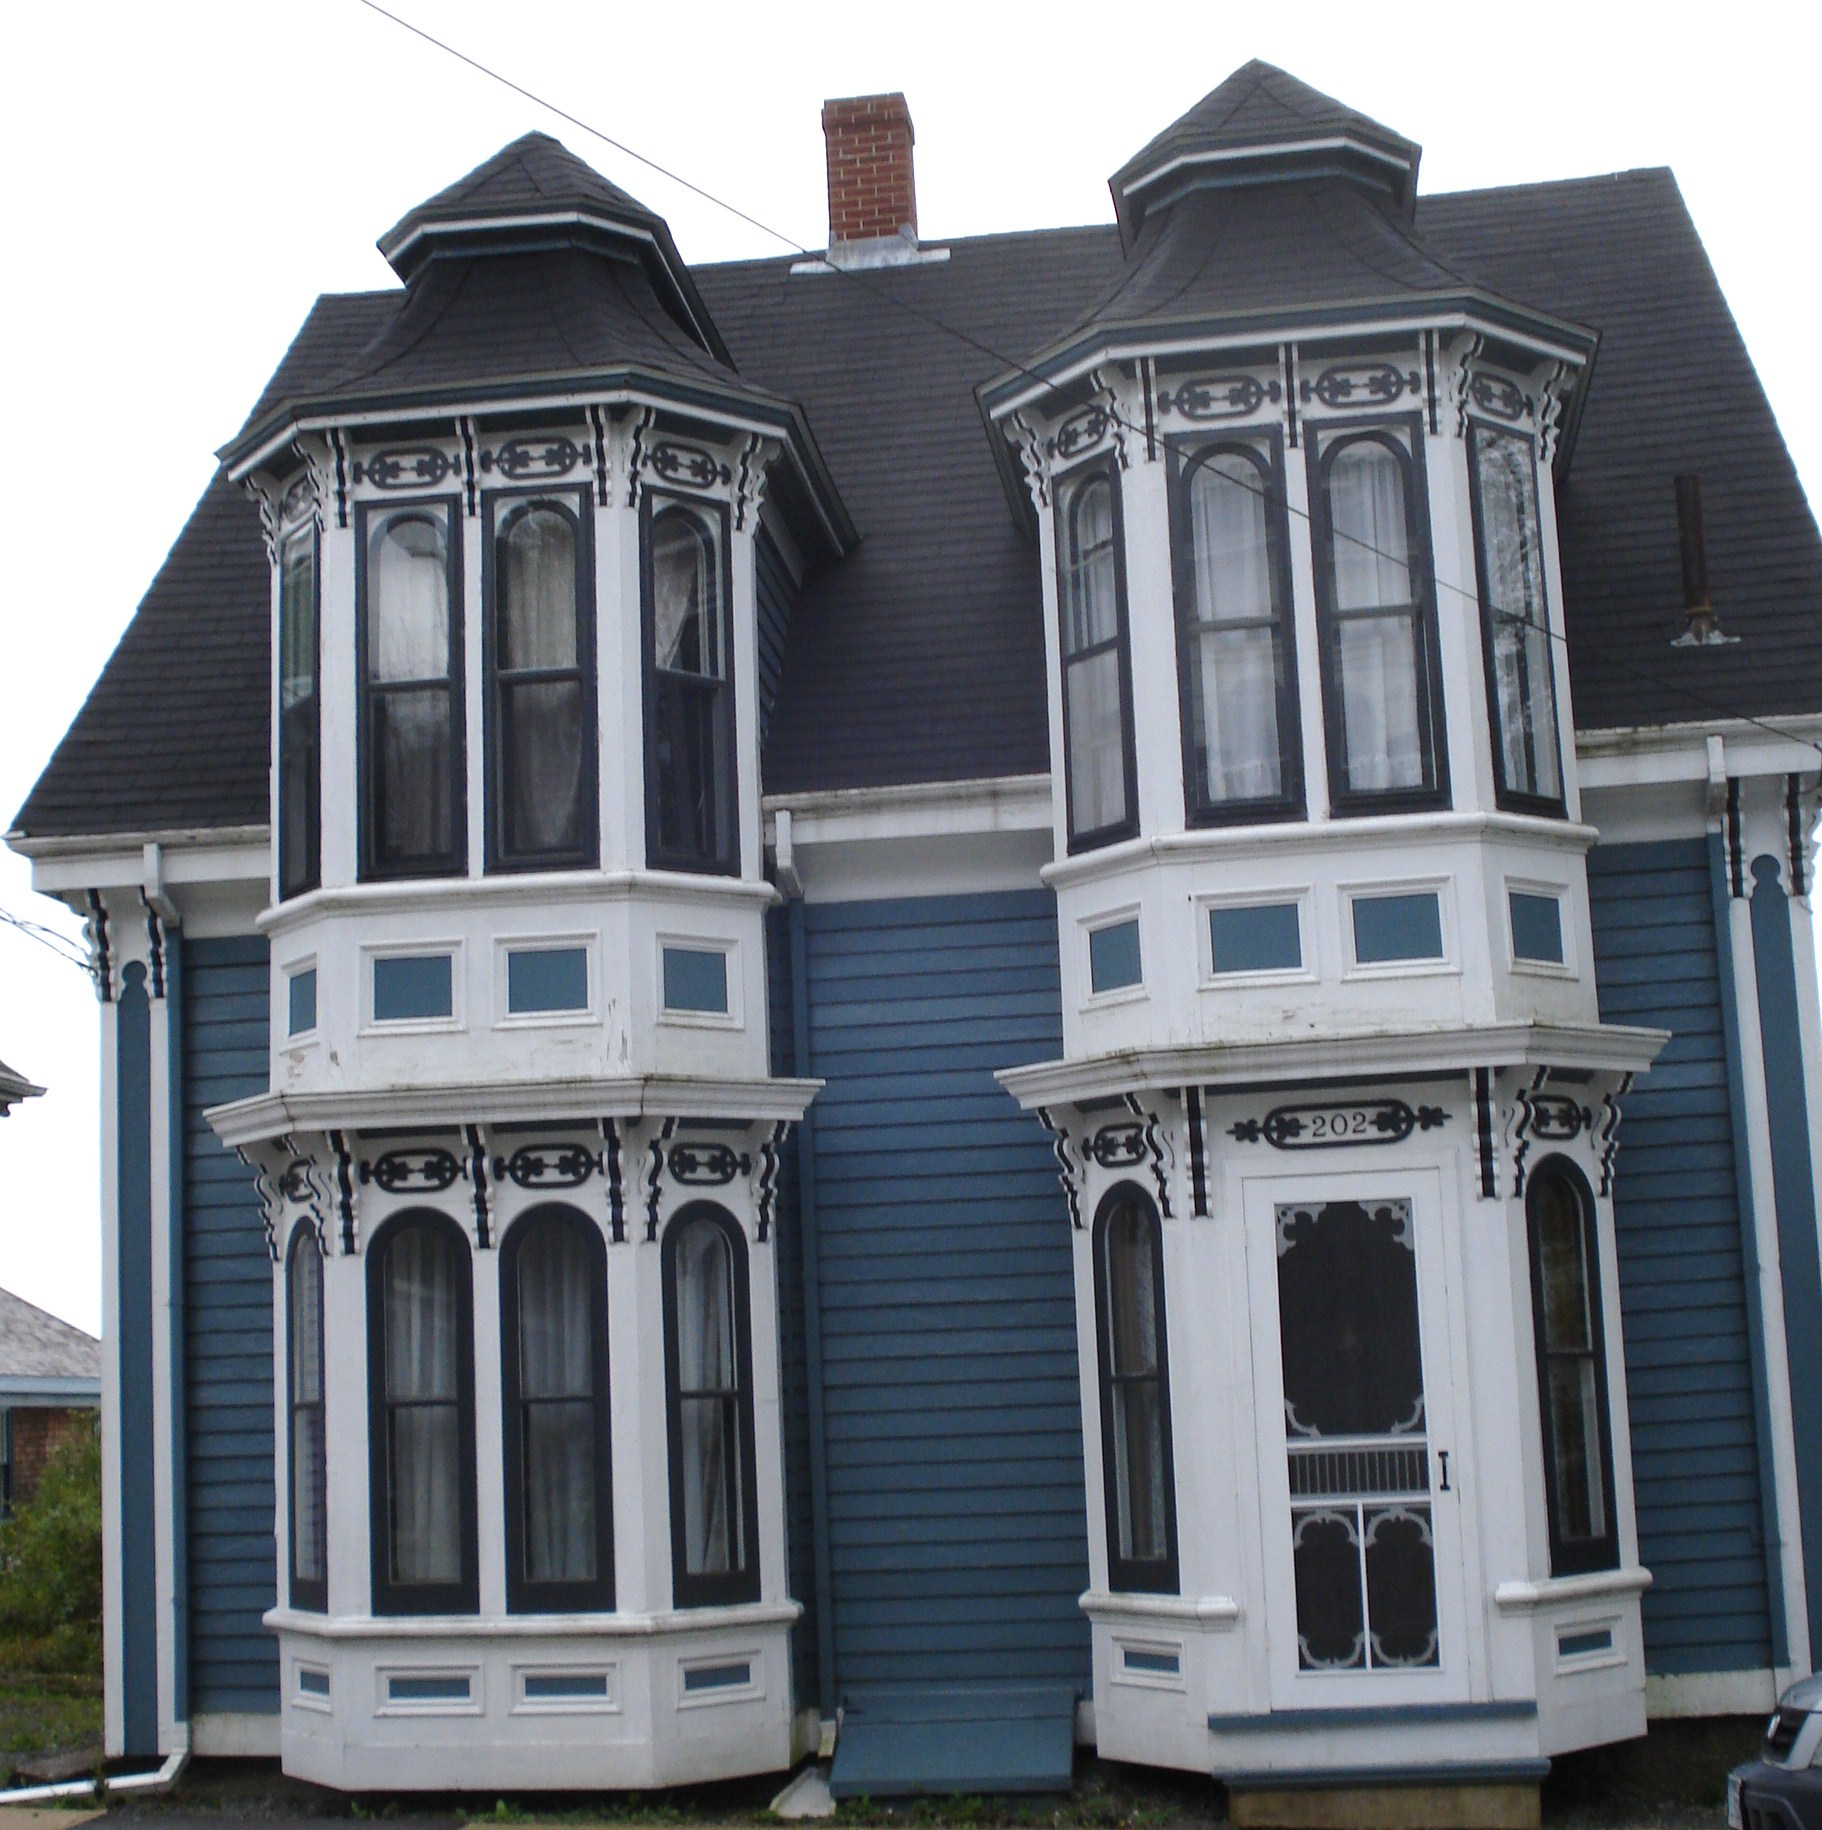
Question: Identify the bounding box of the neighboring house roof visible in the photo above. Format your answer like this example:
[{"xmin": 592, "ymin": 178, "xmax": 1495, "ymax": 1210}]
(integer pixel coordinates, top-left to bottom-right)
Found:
[
  {"xmin": 0, "ymin": 1285, "xmax": 100, "ymax": 1400},
  {"xmin": 0, "ymin": 1058, "xmax": 44, "ymax": 1115},
  {"xmin": 15, "ymin": 129, "xmax": 1822, "ymax": 835}
]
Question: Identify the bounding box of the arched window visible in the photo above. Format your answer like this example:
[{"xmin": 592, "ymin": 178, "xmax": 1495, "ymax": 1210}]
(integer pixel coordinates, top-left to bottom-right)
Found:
[
  {"xmin": 1526, "ymin": 1160, "xmax": 1619, "ymax": 1574},
  {"xmin": 645, "ymin": 501, "xmax": 736, "ymax": 873},
  {"xmin": 1172, "ymin": 439, "xmax": 1301, "ymax": 822},
  {"xmin": 1312, "ymin": 428, "xmax": 1446, "ymax": 812},
  {"xmin": 500, "ymin": 1205, "xmax": 613, "ymax": 1612},
  {"xmin": 366, "ymin": 1211, "xmax": 477, "ymax": 1614},
  {"xmin": 1469, "ymin": 423, "xmax": 1563, "ymax": 811},
  {"xmin": 277, "ymin": 524, "xmax": 320, "ymax": 899},
  {"xmin": 489, "ymin": 495, "xmax": 596, "ymax": 869},
  {"xmin": 286, "ymin": 1224, "xmax": 327, "ymax": 1612},
  {"xmin": 1092, "ymin": 1186, "xmax": 1178, "ymax": 1593},
  {"xmin": 359, "ymin": 504, "xmax": 463, "ymax": 878},
  {"xmin": 662, "ymin": 1205, "xmax": 760, "ymax": 1606},
  {"xmin": 1056, "ymin": 465, "xmax": 1137, "ymax": 850}
]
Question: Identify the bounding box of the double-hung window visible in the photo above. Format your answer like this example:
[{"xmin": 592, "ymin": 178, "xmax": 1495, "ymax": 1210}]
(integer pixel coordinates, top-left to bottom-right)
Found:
[
  {"xmin": 277, "ymin": 523, "xmax": 320, "ymax": 898},
  {"xmin": 1055, "ymin": 463, "xmax": 1137, "ymax": 850},
  {"xmin": 487, "ymin": 492, "xmax": 597, "ymax": 869},
  {"xmin": 286, "ymin": 1225, "xmax": 327, "ymax": 1611},
  {"xmin": 662, "ymin": 1205, "xmax": 760, "ymax": 1607},
  {"xmin": 644, "ymin": 499, "xmax": 737, "ymax": 874},
  {"xmin": 1093, "ymin": 1187, "xmax": 1178, "ymax": 1593},
  {"xmin": 1469, "ymin": 423, "xmax": 1564, "ymax": 812},
  {"xmin": 1310, "ymin": 424, "xmax": 1447, "ymax": 813},
  {"xmin": 501, "ymin": 1206, "xmax": 613, "ymax": 1612},
  {"xmin": 1526, "ymin": 1161, "xmax": 1619, "ymax": 1574},
  {"xmin": 367, "ymin": 1211, "xmax": 478, "ymax": 1614},
  {"xmin": 359, "ymin": 503, "xmax": 464, "ymax": 878},
  {"xmin": 1170, "ymin": 437, "xmax": 1302, "ymax": 823}
]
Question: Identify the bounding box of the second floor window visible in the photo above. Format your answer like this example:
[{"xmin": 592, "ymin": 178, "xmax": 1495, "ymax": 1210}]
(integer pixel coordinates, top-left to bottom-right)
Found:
[
  {"xmin": 1056, "ymin": 464, "xmax": 1137, "ymax": 850},
  {"xmin": 488, "ymin": 494, "xmax": 597, "ymax": 869},
  {"xmin": 645, "ymin": 500, "xmax": 736, "ymax": 874},
  {"xmin": 1311, "ymin": 426, "xmax": 1447, "ymax": 813},
  {"xmin": 1171, "ymin": 438, "xmax": 1302, "ymax": 823},
  {"xmin": 360, "ymin": 503, "xmax": 464, "ymax": 879},
  {"xmin": 1470, "ymin": 423, "xmax": 1564, "ymax": 811},
  {"xmin": 277, "ymin": 524, "xmax": 320, "ymax": 899}
]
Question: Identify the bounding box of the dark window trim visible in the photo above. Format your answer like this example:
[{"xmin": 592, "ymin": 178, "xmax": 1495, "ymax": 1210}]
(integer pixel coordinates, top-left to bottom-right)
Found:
[
  {"xmin": 499, "ymin": 1203, "xmax": 615, "ymax": 1614},
  {"xmin": 641, "ymin": 491, "xmax": 739, "ymax": 877},
  {"xmin": 1465, "ymin": 420, "xmax": 1568, "ymax": 819},
  {"xmin": 1091, "ymin": 1182, "xmax": 1180, "ymax": 1595},
  {"xmin": 661, "ymin": 1202, "xmax": 762, "ymax": 1608},
  {"xmin": 1055, "ymin": 458, "xmax": 1140, "ymax": 854},
  {"xmin": 482, "ymin": 486, "xmax": 599, "ymax": 873},
  {"xmin": 355, "ymin": 497, "xmax": 467, "ymax": 882},
  {"xmin": 1306, "ymin": 415, "xmax": 1450, "ymax": 818},
  {"xmin": 1167, "ymin": 431, "xmax": 1305, "ymax": 827},
  {"xmin": 278, "ymin": 521, "xmax": 322, "ymax": 900},
  {"xmin": 1525, "ymin": 1157, "xmax": 1621, "ymax": 1577},
  {"xmin": 286, "ymin": 1221, "xmax": 327, "ymax": 1613},
  {"xmin": 366, "ymin": 1208, "xmax": 479, "ymax": 1616}
]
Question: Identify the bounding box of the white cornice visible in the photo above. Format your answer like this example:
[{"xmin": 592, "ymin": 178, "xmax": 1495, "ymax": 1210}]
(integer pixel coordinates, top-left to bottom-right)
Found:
[
  {"xmin": 996, "ymin": 1019, "xmax": 1667, "ymax": 1109},
  {"xmin": 266, "ymin": 1599, "xmax": 802, "ymax": 1640},
  {"xmin": 1492, "ymin": 1567, "xmax": 1652, "ymax": 1614},
  {"xmin": 207, "ymin": 1073, "xmax": 823, "ymax": 1148}
]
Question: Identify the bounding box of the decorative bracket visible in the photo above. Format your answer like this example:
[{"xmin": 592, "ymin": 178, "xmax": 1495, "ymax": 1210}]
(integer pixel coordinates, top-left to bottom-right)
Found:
[
  {"xmin": 327, "ymin": 427, "xmax": 350, "ymax": 527},
  {"xmin": 1534, "ymin": 359, "xmax": 1573, "ymax": 468},
  {"xmin": 139, "ymin": 890, "xmax": 166, "ymax": 1001},
  {"xmin": 1123, "ymin": 1092, "xmax": 1174, "ymax": 1220},
  {"xmin": 328, "ymin": 1128, "xmax": 359, "ymax": 1254},
  {"xmin": 752, "ymin": 1120, "xmax": 789, "ymax": 1242},
  {"xmin": 1472, "ymin": 1067, "xmax": 1498, "ymax": 1200},
  {"xmin": 1598, "ymin": 1074, "xmax": 1633, "ymax": 1198},
  {"xmin": 599, "ymin": 1117, "xmax": 626, "ymax": 1243},
  {"xmin": 626, "ymin": 406, "xmax": 656, "ymax": 509},
  {"xmin": 1006, "ymin": 409, "xmax": 1050, "ymax": 513},
  {"xmin": 1185, "ymin": 1086, "xmax": 1210, "ymax": 1218},
  {"xmin": 84, "ymin": 890, "xmax": 113, "ymax": 1004},
  {"xmin": 463, "ymin": 1123, "xmax": 492, "ymax": 1249},
  {"xmin": 645, "ymin": 1115, "xmax": 677, "ymax": 1241},
  {"xmin": 733, "ymin": 432, "xmax": 776, "ymax": 531},
  {"xmin": 457, "ymin": 416, "xmax": 480, "ymax": 517},
  {"xmin": 1034, "ymin": 1107, "xmax": 1083, "ymax": 1228},
  {"xmin": 586, "ymin": 404, "xmax": 612, "ymax": 508}
]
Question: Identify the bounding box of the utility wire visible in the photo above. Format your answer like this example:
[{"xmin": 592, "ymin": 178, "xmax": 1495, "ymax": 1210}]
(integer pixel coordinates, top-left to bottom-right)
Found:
[
  {"xmin": 0, "ymin": 905, "xmax": 90, "ymax": 973},
  {"xmin": 356, "ymin": 0, "xmax": 1822, "ymax": 763}
]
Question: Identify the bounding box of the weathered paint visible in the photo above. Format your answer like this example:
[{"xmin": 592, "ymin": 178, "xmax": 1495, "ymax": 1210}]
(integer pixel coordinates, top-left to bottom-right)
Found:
[
  {"xmin": 1587, "ymin": 841, "xmax": 1774, "ymax": 1674},
  {"xmin": 181, "ymin": 936, "xmax": 278, "ymax": 1715},
  {"xmin": 1747, "ymin": 855, "xmax": 1822, "ymax": 1662},
  {"xmin": 795, "ymin": 891, "xmax": 1090, "ymax": 1693}
]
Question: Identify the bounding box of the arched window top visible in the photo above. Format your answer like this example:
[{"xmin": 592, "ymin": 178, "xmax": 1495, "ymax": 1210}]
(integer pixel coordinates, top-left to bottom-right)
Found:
[
  {"xmin": 1186, "ymin": 441, "xmax": 1275, "ymax": 618},
  {"xmin": 650, "ymin": 506, "xmax": 722, "ymax": 680},
  {"xmin": 1062, "ymin": 472, "xmax": 1118, "ymax": 656},
  {"xmin": 368, "ymin": 510, "xmax": 452, "ymax": 683},
  {"xmin": 498, "ymin": 501, "xmax": 579, "ymax": 673},
  {"xmin": 286, "ymin": 1222, "xmax": 326, "ymax": 1611}
]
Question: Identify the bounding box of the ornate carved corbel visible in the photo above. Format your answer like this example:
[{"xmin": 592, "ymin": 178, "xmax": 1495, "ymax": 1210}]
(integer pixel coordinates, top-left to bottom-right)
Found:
[{"xmin": 1034, "ymin": 1106, "xmax": 1083, "ymax": 1228}]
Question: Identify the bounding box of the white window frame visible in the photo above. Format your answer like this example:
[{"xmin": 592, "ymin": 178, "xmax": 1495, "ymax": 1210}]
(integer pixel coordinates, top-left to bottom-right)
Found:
[
  {"xmin": 1196, "ymin": 887, "xmax": 1316, "ymax": 988},
  {"xmin": 360, "ymin": 938, "xmax": 465, "ymax": 1035},
  {"xmin": 1504, "ymin": 876, "xmax": 1577, "ymax": 979},
  {"xmin": 1081, "ymin": 903, "xmax": 1148, "ymax": 1010},
  {"xmin": 1339, "ymin": 877, "xmax": 1458, "ymax": 982},
  {"xmin": 492, "ymin": 930, "xmax": 600, "ymax": 1030},
  {"xmin": 655, "ymin": 933, "xmax": 742, "ymax": 1029},
  {"xmin": 281, "ymin": 953, "xmax": 320, "ymax": 1044}
]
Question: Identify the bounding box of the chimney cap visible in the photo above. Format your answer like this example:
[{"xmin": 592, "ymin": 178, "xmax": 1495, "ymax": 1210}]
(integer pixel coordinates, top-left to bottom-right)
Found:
[{"xmin": 821, "ymin": 92, "xmax": 915, "ymax": 141}]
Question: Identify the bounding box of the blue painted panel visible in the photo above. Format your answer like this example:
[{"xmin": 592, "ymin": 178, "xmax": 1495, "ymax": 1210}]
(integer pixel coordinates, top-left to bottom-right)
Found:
[
  {"xmin": 506, "ymin": 946, "xmax": 587, "ymax": 1014},
  {"xmin": 1587, "ymin": 841, "xmax": 1774, "ymax": 1674},
  {"xmin": 1509, "ymin": 892, "xmax": 1564, "ymax": 964},
  {"xmin": 181, "ymin": 936, "xmax": 279, "ymax": 1715},
  {"xmin": 1088, "ymin": 919, "xmax": 1141, "ymax": 993},
  {"xmin": 1210, "ymin": 902, "xmax": 1302, "ymax": 974},
  {"xmin": 287, "ymin": 967, "xmax": 316, "ymax": 1036},
  {"xmin": 662, "ymin": 945, "xmax": 728, "ymax": 1014},
  {"xmin": 116, "ymin": 965, "xmax": 159, "ymax": 1754},
  {"xmin": 799, "ymin": 891, "xmax": 1090, "ymax": 1692},
  {"xmin": 1352, "ymin": 892, "xmax": 1443, "ymax": 963},
  {"xmin": 372, "ymin": 952, "xmax": 451, "ymax": 1021}
]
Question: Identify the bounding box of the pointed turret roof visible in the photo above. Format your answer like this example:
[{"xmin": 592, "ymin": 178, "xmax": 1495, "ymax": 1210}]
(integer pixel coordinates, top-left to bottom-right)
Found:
[{"xmin": 1111, "ymin": 60, "xmax": 1421, "ymax": 243}]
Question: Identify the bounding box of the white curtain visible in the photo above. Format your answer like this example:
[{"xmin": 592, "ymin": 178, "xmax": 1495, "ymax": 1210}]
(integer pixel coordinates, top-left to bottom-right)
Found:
[
  {"xmin": 674, "ymin": 1221, "xmax": 741, "ymax": 1577},
  {"xmin": 384, "ymin": 1225, "xmax": 462, "ymax": 1585},
  {"xmin": 501, "ymin": 509, "xmax": 577, "ymax": 670},
  {"xmin": 517, "ymin": 1219, "xmax": 596, "ymax": 1584},
  {"xmin": 1188, "ymin": 455, "xmax": 1281, "ymax": 802},
  {"xmin": 652, "ymin": 512, "xmax": 720, "ymax": 678},
  {"xmin": 1328, "ymin": 444, "xmax": 1421, "ymax": 791},
  {"xmin": 369, "ymin": 514, "xmax": 449, "ymax": 683},
  {"xmin": 1067, "ymin": 649, "xmax": 1127, "ymax": 833}
]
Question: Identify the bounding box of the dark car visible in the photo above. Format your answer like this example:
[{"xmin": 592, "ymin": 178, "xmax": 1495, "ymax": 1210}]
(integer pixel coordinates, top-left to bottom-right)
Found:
[{"xmin": 1730, "ymin": 1675, "xmax": 1822, "ymax": 1830}]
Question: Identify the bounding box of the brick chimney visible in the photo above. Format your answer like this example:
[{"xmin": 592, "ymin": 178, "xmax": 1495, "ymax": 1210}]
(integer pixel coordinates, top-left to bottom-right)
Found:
[{"xmin": 822, "ymin": 93, "xmax": 918, "ymax": 246}]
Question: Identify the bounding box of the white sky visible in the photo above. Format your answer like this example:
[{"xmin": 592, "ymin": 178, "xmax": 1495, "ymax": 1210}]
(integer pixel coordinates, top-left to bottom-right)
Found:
[{"xmin": 2, "ymin": 0, "xmax": 1820, "ymax": 1333}]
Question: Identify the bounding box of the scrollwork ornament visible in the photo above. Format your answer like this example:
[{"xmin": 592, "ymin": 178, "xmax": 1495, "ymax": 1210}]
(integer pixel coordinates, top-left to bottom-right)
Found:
[
  {"xmin": 1006, "ymin": 408, "xmax": 1050, "ymax": 511},
  {"xmin": 1034, "ymin": 1107, "xmax": 1082, "ymax": 1228}
]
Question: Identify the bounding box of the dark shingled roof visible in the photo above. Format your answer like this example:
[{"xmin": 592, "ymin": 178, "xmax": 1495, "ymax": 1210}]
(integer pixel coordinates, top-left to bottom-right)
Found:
[{"xmin": 15, "ymin": 159, "xmax": 1822, "ymax": 836}]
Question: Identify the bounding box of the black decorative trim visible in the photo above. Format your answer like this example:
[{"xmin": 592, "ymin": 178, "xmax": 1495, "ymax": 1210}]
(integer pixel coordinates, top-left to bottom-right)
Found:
[
  {"xmin": 1230, "ymin": 1098, "xmax": 1449, "ymax": 1150},
  {"xmin": 646, "ymin": 1116, "xmax": 677, "ymax": 1241},
  {"xmin": 1727, "ymin": 777, "xmax": 1745, "ymax": 898},
  {"xmin": 329, "ymin": 428, "xmax": 349, "ymax": 527},
  {"xmin": 493, "ymin": 1142, "xmax": 599, "ymax": 1191},
  {"xmin": 492, "ymin": 434, "xmax": 582, "ymax": 482},
  {"xmin": 1469, "ymin": 373, "xmax": 1528, "ymax": 421},
  {"xmin": 587, "ymin": 405, "xmax": 610, "ymax": 507},
  {"xmin": 240, "ymin": 1147, "xmax": 283, "ymax": 1262},
  {"xmin": 355, "ymin": 445, "xmax": 454, "ymax": 491},
  {"xmin": 1087, "ymin": 1120, "xmax": 1147, "ymax": 1169},
  {"xmin": 329, "ymin": 1129, "xmax": 358, "ymax": 1253},
  {"xmin": 1789, "ymin": 774, "xmax": 1807, "ymax": 898},
  {"xmin": 1186, "ymin": 1086, "xmax": 1209, "ymax": 1217},
  {"xmin": 464, "ymin": 1123, "xmax": 492, "ymax": 1249},
  {"xmin": 600, "ymin": 1118, "xmax": 625, "ymax": 1243},
  {"xmin": 138, "ymin": 890, "xmax": 165, "ymax": 1000},
  {"xmin": 85, "ymin": 889, "xmax": 111, "ymax": 1004},
  {"xmin": 1047, "ymin": 404, "xmax": 1111, "ymax": 461},
  {"xmin": 1156, "ymin": 373, "xmax": 1282, "ymax": 421},
  {"xmin": 1424, "ymin": 332, "xmax": 1438, "ymax": 437},
  {"xmin": 627, "ymin": 406, "xmax": 653, "ymax": 507},
  {"xmin": 362, "ymin": 1145, "xmax": 462, "ymax": 1195},
  {"xmin": 1123, "ymin": 1093, "xmax": 1173, "ymax": 1220},
  {"xmin": 1532, "ymin": 1095, "xmax": 1590, "ymax": 1142},
  {"xmin": 755, "ymin": 1121, "xmax": 787, "ymax": 1242},
  {"xmin": 649, "ymin": 438, "xmax": 730, "ymax": 489},
  {"xmin": 1598, "ymin": 1075, "xmax": 1632, "ymax": 1198},
  {"xmin": 1511, "ymin": 1067, "xmax": 1546, "ymax": 1199},
  {"xmin": 1281, "ymin": 344, "xmax": 1299, "ymax": 449},
  {"xmin": 457, "ymin": 417, "xmax": 479, "ymax": 516},
  {"xmin": 1473, "ymin": 1068, "xmax": 1496, "ymax": 1198},
  {"xmin": 1034, "ymin": 1107, "xmax": 1083, "ymax": 1228},
  {"xmin": 733, "ymin": 432, "xmax": 763, "ymax": 531},
  {"xmin": 1302, "ymin": 361, "xmax": 1419, "ymax": 409},
  {"xmin": 668, "ymin": 1139, "xmax": 752, "ymax": 1187},
  {"xmin": 1140, "ymin": 357, "xmax": 1157, "ymax": 462}
]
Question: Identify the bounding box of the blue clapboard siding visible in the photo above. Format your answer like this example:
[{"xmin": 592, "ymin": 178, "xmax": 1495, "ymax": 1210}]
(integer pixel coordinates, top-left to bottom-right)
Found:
[
  {"xmin": 181, "ymin": 936, "xmax": 279, "ymax": 1714},
  {"xmin": 756, "ymin": 528, "xmax": 794, "ymax": 743},
  {"xmin": 799, "ymin": 891, "xmax": 1091, "ymax": 1693},
  {"xmin": 1587, "ymin": 840, "xmax": 1774, "ymax": 1674}
]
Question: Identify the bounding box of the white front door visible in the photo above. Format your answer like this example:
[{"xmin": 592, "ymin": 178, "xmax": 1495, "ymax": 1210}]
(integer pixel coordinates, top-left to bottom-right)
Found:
[{"xmin": 1243, "ymin": 1169, "xmax": 1470, "ymax": 1706}]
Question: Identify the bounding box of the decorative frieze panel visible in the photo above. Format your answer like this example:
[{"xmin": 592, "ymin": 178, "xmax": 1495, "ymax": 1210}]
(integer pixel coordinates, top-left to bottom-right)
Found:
[
  {"xmin": 1228, "ymin": 1098, "xmax": 1449, "ymax": 1150},
  {"xmin": 1153, "ymin": 372, "xmax": 1283, "ymax": 424},
  {"xmin": 1299, "ymin": 359, "xmax": 1421, "ymax": 412}
]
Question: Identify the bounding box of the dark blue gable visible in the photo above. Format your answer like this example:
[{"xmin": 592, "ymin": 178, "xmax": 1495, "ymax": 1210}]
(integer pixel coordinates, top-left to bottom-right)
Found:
[{"xmin": 1588, "ymin": 839, "xmax": 1779, "ymax": 1674}]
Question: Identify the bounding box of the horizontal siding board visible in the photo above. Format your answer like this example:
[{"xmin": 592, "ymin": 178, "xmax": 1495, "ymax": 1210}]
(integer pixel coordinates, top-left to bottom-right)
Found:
[
  {"xmin": 803, "ymin": 889, "xmax": 1090, "ymax": 1693},
  {"xmin": 1588, "ymin": 840, "xmax": 1773, "ymax": 1674}
]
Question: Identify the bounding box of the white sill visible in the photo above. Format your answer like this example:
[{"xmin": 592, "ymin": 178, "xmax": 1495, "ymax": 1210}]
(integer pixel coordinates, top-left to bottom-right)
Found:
[
  {"xmin": 1083, "ymin": 983, "xmax": 1148, "ymax": 1011},
  {"xmin": 1511, "ymin": 957, "xmax": 1577, "ymax": 981},
  {"xmin": 1198, "ymin": 967, "xmax": 1314, "ymax": 990},
  {"xmin": 360, "ymin": 1016, "xmax": 462, "ymax": 1038},
  {"xmin": 266, "ymin": 1599, "xmax": 802, "ymax": 1639},
  {"xmin": 1342, "ymin": 957, "xmax": 1460, "ymax": 983},
  {"xmin": 1493, "ymin": 1567, "xmax": 1652, "ymax": 1613}
]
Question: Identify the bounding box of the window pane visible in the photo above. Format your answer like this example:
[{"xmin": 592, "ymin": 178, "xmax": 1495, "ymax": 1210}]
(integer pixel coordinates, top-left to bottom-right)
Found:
[
  {"xmin": 292, "ymin": 1404, "xmax": 326, "ymax": 1584},
  {"xmin": 374, "ymin": 687, "xmax": 453, "ymax": 865},
  {"xmin": 500, "ymin": 507, "xmax": 577, "ymax": 671},
  {"xmin": 1335, "ymin": 612, "xmax": 1423, "ymax": 792},
  {"xmin": 368, "ymin": 514, "xmax": 449, "ymax": 683},
  {"xmin": 653, "ymin": 675, "xmax": 723, "ymax": 860},
  {"xmin": 389, "ymin": 1404, "xmax": 461, "ymax": 1583},
  {"xmin": 676, "ymin": 1223, "xmax": 735, "ymax": 1391},
  {"xmin": 1536, "ymin": 1183, "xmax": 1593, "ymax": 1353},
  {"xmin": 1548, "ymin": 1357, "xmax": 1609, "ymax": 1541},
  {"xmin": 680, "ymin": 1395, "xmax": 738, "ymax": 1574},
  {"xmin": 673, "ymin": 1220, "xmax": 744, "ymax": 1579},
  {"xmin": 1088, "ymin": 920, "xmax": 1142, "ymax": 995},
  {"xmin": 1066, "ymin": 648, "xmax": 1127, "ymax": 834},
  {"xmin": 290, "ymin": 1243, "xmax": 323, "ymax": 1399},
  {"xmin": 280, "ymin": 532, "xmax": 317, "ymax": 703},
  {"xmin": 385, "ymin": 1226, "xmax": 459, "ymax": 1401},
  {"xmin": 518, "ymin": 1221, "xmax": 594, "ymax": 1399},
  {"xmin": 1190, "ymin": 454, "xmax": 1273, "ymax": 622},
  {"xmin": 1104, "ymin": 1206, "xmax": 1158, "ymax": 1377},
  {"xmin": 383, "ymin": 1225, "xmax": 463, "ymax": 1586},
  {"xmin": 1111, "ymin": 1380, "xmax": 1168, "ymax": 1562},
  {"xmin": 501, "ymin": 678, "xmax": 586, "ymax": 856},
  {"xmin": 1328, "ymin": 442, "xmax": 1411, "ymax": 611},
  {"xmin": 652, "ymin": 513, "xmax": 721, "ymax": 678},
  {"xmin": 1190, "ymin": 623, "xmax": 1283, "ymax": 803},
  {"xmin": 524, "ymin": 1401, "xmax": 595, "ymax": 1583},
  {"xmin": 1063, "ymin": 477, "xmax": 1118, "ymax": 654}
]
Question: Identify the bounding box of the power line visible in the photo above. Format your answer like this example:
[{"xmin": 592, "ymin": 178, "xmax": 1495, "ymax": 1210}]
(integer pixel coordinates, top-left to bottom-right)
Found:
[
  {"xmin": 0, "ymin": 906, "xmax": 90, "ymax": 974},
  {"xmin": 356, "ymin": 0, "xmax": 1822, "ymax": 763}
]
